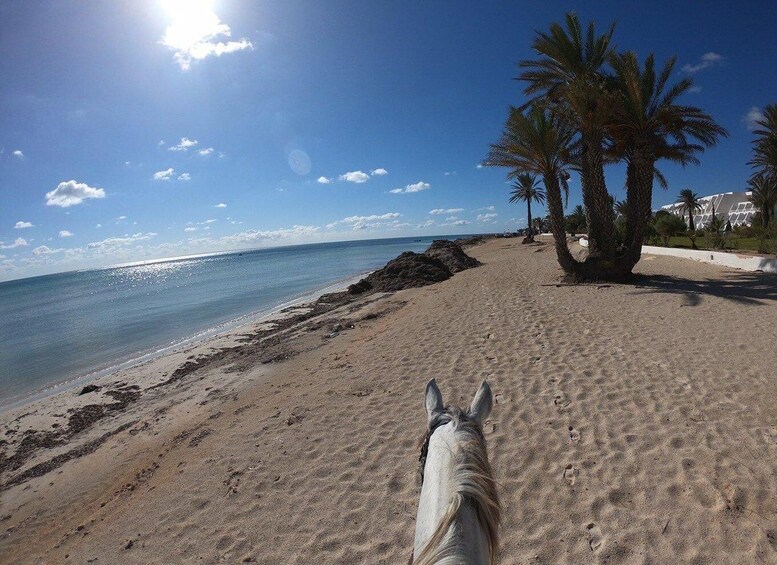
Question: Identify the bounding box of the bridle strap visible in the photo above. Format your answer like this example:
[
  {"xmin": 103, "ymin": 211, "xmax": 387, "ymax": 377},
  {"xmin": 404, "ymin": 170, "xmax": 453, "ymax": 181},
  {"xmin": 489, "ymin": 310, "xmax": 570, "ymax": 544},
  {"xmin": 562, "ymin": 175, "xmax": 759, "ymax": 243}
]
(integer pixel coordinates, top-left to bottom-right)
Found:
[{"xmin": 418, "ymin": 412, "xmax": 449, "ymax": 485}]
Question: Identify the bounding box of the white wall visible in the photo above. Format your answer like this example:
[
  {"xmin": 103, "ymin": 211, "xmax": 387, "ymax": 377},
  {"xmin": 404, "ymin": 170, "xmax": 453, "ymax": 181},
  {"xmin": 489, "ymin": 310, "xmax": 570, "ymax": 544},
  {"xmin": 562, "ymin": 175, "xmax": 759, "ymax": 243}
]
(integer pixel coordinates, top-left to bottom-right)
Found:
[{"xmin": 641, "ymin": 246, "xmax": 777, "ymax": 274}]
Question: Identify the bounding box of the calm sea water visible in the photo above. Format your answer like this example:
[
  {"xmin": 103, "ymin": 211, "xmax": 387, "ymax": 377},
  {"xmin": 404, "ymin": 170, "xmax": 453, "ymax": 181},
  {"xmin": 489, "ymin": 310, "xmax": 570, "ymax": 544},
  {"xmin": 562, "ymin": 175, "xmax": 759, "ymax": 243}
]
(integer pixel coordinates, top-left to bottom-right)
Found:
[{"xmin": 0, "ymin": 235, "xmax": 462, "ymax": 407}]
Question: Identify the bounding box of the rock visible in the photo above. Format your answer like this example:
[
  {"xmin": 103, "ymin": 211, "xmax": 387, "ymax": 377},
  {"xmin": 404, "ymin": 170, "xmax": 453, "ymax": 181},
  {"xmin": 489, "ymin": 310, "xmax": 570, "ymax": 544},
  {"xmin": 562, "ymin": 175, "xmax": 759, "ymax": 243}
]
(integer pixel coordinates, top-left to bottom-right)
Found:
[
  {"xmin": 78, "ymin": 384, "xmax": 101, "ymax": 395},
  {"xmin": 422, "ymin": 240, "xmax": 481, "ymax": 273},
  {"xmin": 454, "ymin": 235, "xmax": 488, "ymax": 247},
  {"xmin": 347, "ymin": 279, "xmax": 372, "ymax": 295},
  {"xmin": 348, "ymin": 240, "xmax": 480, "ymax": 295},
  {"xmin": 361, "ymin": 252, "xmax": 452, "ymax": 292}
]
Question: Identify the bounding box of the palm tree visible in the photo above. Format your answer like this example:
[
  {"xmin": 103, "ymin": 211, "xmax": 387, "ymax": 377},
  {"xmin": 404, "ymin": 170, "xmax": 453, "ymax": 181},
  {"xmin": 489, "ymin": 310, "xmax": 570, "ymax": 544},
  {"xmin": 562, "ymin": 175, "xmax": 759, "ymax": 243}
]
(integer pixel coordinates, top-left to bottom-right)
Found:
[
  {"xmin": 518, "ymin": 13, "xmax": 617, "ymax": 258},
  {"xmin": 748, "ymin": 173, "xmax": 777, "ymax": 228},
  {"xmin": 509, "ymin": 173, "xmax": 546, "ymax": 242},
  {"xmin": 749, "ymin": 104, "xmax": 777, "ymax": 175},
  {"xmin": 614, "ymin": 200, "xmax": 628, "ymax": 218},
  {"xmin": 676, "ymin": 189, "xmax": 703, "ymax": 231},
  {"xmin": 607, "ymin": 51, "xmax": 726, "ymax": 267},
  {"xmin": 485, "ymin": 105, "xmax": 576, "ymax": 273}
]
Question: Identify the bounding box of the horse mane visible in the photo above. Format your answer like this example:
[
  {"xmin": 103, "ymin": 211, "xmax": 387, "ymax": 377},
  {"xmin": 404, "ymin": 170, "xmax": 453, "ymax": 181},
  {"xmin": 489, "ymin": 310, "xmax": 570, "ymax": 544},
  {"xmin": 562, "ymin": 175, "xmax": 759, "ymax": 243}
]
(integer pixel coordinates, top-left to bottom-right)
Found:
[{"xmin": 412, "ymin": 406, "xmax": 501, "ymax": 565}]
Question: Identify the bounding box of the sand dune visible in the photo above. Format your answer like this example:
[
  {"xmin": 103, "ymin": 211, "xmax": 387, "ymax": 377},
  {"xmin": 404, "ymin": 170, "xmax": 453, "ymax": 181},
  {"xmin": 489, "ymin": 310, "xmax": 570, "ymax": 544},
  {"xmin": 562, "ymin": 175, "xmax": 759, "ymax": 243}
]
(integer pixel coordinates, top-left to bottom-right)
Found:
[{"xmin": 2, "ymin": 238, "xmax": 777, "ymax": 564}]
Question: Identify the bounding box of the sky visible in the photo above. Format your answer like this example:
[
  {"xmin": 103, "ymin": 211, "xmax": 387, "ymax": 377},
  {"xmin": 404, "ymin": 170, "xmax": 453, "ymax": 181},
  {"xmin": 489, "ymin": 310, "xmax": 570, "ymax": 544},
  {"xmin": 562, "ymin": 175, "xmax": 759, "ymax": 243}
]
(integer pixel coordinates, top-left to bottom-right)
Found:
[{"xmin": 1, "ymin": 0, "xmax": 776, "ymax": 281}]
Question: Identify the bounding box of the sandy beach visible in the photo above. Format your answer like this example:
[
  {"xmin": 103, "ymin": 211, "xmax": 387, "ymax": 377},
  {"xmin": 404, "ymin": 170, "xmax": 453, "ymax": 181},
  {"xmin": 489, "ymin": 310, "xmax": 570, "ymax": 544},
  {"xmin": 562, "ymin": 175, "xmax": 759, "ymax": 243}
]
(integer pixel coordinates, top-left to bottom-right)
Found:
[{"xmin": 2, "ymin": 237, "xmax": 777, "ymax": 564}]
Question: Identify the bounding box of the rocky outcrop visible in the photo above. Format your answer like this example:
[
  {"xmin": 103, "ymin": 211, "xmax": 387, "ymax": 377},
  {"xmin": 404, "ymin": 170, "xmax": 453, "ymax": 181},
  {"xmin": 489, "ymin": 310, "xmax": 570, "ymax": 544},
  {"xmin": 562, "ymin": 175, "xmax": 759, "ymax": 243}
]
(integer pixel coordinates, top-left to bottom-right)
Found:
[
  {"xmin": 424, "ymin": 239, "xmax": 481, "ymax": 273},
  {"xmin": 348, "ymin": 240, "xmax": 479, "ymax": 294}
]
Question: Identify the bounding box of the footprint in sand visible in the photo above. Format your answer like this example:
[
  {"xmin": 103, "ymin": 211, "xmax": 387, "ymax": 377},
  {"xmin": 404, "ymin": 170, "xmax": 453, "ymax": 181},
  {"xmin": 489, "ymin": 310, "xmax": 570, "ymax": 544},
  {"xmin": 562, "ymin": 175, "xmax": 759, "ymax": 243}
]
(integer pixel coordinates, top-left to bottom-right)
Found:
[
  {"xmin": 494, "ymin": 394, "xmax": 509, "ymax": 405},
  {"xmin": 563, "ymin": 464, "xmax": 579, "ymax": 485},
  {"xmin": 568, "ymin": 426, "xmax": 581, "ymax": 444},
  {"xmin": 761, "ymin": 427, "xmax": 777, "ymax": 445},
  {"xmin": 586, "ymin": 523, "xmax": 603, "ymax": 551},
  {"xmin": 554, "ymin": 393, "xmax": 571, "ymax": 410}
]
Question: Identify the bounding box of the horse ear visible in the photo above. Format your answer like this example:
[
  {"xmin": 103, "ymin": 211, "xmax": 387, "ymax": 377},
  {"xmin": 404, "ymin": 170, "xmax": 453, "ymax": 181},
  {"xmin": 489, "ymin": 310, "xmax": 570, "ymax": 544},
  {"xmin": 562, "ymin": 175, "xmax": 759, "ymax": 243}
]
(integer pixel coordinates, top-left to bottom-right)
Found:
[
  {"xmin": 424, "ymin": 379, "xmax": 444, "ymax": 422},
  {"xmin": 469, "ymin": 381, "xmax": 493, "ymax": 425}
]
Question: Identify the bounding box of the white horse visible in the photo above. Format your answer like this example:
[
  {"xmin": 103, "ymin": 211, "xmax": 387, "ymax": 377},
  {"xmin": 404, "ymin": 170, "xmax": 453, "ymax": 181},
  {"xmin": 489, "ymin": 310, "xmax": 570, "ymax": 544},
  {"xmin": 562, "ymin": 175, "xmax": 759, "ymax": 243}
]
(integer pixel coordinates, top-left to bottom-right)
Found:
[{"xmin": 412, "ymin": 379, "xmax": 501, "ymax": 564}]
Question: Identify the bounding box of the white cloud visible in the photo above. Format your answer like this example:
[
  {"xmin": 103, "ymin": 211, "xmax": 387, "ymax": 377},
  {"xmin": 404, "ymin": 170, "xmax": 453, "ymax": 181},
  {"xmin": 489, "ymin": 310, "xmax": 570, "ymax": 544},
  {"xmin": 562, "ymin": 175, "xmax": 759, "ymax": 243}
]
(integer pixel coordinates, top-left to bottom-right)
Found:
[
  {"xmin": 59, "ymin": 230, "xmax": 74, "ymax": 238},
  {"xmin": 185, "ymin": 227, "xmax": 198, "ymax": 232},
  {"xmin": 317, "ymin": 176, "xmax": 334, "ymax": 184},
  {"xmin": 198, "ymin": 147, "xmax": 214, "ymax": 156},
  {"xmin": 153, "ymin": 168, "xmax": 175, "ymax": 181},
  {"xmin": 12, "ymin": 150, "xmax": 23, "ymax": 159},
  {"xmin": 87, "ymin": 232, "xmax": 158, "ymax": 250},
  {"xmin": 418, "ymin": 219, "xmax": 435, "ymax": 228},
  {"xmin": 178, "ymin": 172, "xmax": 191, "ymax": 181},
  {"xmin": 0, "ymin": 238, "xmax": 29, "ymax": 249},
  {"xmin": 168, "ymin": 137, "xmax": 198, "ymax": 152},
  {"xmin": 443, "ymin": 171, "xmax": 456, "ymax": 176},
  {"xmin": 442, "ymin": 219, "xmax": 471, "ymax": 226},
  {"xmin": 429, "ymin": 208, "xmax": 464, "ymax": 215},
  {"xmin": 96, "ymin": 223, "xmax": 102, "ymax": 228},
  {"xmin": 682, "ymin": 52, "xmax": 723, "ymax": 74},
  {"xmin": 371, "ymin": 168, "xmax": 388, "ymax": 176},
  {"xmin": 158, "ymin": 140, "xmax": 165, "ymax": 147},
  {"xmin": 327, "ymin": 212, "xmax": 402, "ymax": 231},
  {"xmin": 342, "ymin": 213, "xmax": 400, "ymax": 223},
  {"xmin": 116, "ymin": 216, "xmax": 127, "ymax": 221},
  {"xmin": 476, "ymin": 164, "xmax": 484, "ymax": 169},
  {"xmin": 200, "ymin": 219, "xmax": 217, "ymax": 224},
  {"xmin": 339, "ymin": 171, "xmax": 370, "ymax": 183},
  {"xmin": 46, "ymin": 180, "xmax": 106, "ymax": 207},
  {"xmin": 745, "ymin": 107, "xmax": 765, "ymax": 131},
  {"xmin": 476, "ymin": 205, "xmax": 496, "ymax": 212},
  {"xmin": 32, "ymin": 245, "xmax": 62, "ymax": 256},
  {"xmin": 390, "ymin": 181, "xmax": 430, "ymax": 194},
  {"xmin": 477, "ymin": 213, "xmax": 498, "ymax": 223},
  {"xmin": 14, "ymin": 221, "xmax": 34, "ymax": 229},
  {"xmin": 444, "ymin": 216, "xmax": 459, "ymax": 221},
  {"xmin": 215, "ymin": 203, "xmax": 227, "ymax": 208},
  {"xmin": 217, "ymin": 225, "xmax": 320, "ymax": 246},
  {"xmin": 160, "ymin": 2, "xmax": 253, "ymax": 71}
]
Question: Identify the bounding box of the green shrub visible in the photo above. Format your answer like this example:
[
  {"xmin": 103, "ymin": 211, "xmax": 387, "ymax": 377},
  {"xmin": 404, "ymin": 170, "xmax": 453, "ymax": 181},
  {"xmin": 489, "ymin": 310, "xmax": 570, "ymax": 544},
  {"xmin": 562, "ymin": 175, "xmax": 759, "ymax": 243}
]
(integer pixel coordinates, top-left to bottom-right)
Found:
[
  {"xmin": 704, "ymin": 215, "xmax": 726, "ymax": 249},
  {"xmin": 654, "ymin": 215, "xmax": 687, "ymax": 246}
]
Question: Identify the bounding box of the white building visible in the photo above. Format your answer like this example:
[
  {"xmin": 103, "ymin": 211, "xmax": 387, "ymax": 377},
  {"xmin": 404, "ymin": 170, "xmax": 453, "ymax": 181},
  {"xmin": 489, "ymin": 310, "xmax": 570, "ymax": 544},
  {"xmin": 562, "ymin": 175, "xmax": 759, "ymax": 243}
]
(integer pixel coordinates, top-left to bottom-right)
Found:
[{"xmin": 661, "ymin": 191, "xmax": 756, "ymax": 228}]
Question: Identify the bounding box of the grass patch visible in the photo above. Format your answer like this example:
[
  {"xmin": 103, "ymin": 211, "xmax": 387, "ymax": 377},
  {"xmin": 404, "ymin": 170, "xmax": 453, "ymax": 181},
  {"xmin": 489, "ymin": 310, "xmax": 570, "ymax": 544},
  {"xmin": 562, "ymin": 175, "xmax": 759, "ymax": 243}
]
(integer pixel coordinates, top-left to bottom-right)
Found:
[{"xmin": 657, "ymin": 236, "xmax": 769, "ymax": 253}]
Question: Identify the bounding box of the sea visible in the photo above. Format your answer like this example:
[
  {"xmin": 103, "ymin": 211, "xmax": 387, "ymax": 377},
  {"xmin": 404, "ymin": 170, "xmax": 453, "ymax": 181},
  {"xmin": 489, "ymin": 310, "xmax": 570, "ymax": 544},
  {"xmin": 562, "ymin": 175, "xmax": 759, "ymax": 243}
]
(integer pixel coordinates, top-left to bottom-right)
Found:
[{"xmin": 0, "ymin": 235, "xmax": 469, "ymax": 409}]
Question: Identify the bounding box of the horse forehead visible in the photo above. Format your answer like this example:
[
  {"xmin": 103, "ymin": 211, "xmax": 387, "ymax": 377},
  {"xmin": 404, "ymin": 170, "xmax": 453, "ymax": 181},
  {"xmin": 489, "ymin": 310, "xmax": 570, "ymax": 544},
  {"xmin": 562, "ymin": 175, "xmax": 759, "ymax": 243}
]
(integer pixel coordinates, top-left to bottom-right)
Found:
[{"xmin": 429, "ymin": 420, "xmax": 457, "ymax": 449}]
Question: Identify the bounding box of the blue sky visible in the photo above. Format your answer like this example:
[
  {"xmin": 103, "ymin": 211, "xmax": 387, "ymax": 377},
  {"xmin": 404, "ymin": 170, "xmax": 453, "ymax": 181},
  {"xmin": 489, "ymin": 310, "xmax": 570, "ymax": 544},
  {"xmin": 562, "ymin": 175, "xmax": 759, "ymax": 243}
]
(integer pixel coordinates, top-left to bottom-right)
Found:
[{"xmin": 1, "ymin": 1, "xmax": 775, "ymax": 281}]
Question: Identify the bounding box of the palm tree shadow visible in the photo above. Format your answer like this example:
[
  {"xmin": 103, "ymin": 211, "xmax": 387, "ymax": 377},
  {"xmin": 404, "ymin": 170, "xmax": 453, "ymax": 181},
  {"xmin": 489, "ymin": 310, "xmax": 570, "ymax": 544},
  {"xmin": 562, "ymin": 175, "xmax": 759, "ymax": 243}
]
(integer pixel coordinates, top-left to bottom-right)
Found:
[{"xmin": 629, "ymin": 270, "xmax": 777, "ymax": 306}]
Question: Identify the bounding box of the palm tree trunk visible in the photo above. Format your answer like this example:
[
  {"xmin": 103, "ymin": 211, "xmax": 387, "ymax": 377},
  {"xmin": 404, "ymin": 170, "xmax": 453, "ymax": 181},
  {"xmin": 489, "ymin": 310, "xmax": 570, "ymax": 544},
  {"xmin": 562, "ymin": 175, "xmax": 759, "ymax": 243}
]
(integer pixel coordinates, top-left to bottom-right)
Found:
[
  {"xmin": 526, "ymin": 199, "xmax": 533, "ymax": 242},
  {"xmin": 581, "ymin": 131, "xmax": 616, "ymax": 258},
  {"xmin": 688, "ymin": 211, "xmax": 695, "ymax": 232},
  {"xmin": 543, "ymin": 174, "xmax": 576, "ymax": 274},
  {"xmin": 623, "ymin": 154, "xmax": 654, "ymax": 270}
]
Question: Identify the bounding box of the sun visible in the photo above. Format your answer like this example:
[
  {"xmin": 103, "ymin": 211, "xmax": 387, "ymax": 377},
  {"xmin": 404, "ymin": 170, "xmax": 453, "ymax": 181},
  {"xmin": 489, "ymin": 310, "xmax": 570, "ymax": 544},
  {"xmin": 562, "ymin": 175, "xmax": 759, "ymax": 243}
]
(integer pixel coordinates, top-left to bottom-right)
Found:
[{"xmin": 160, "ymin": 0, "xmax": 223, "ymax": 51}]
